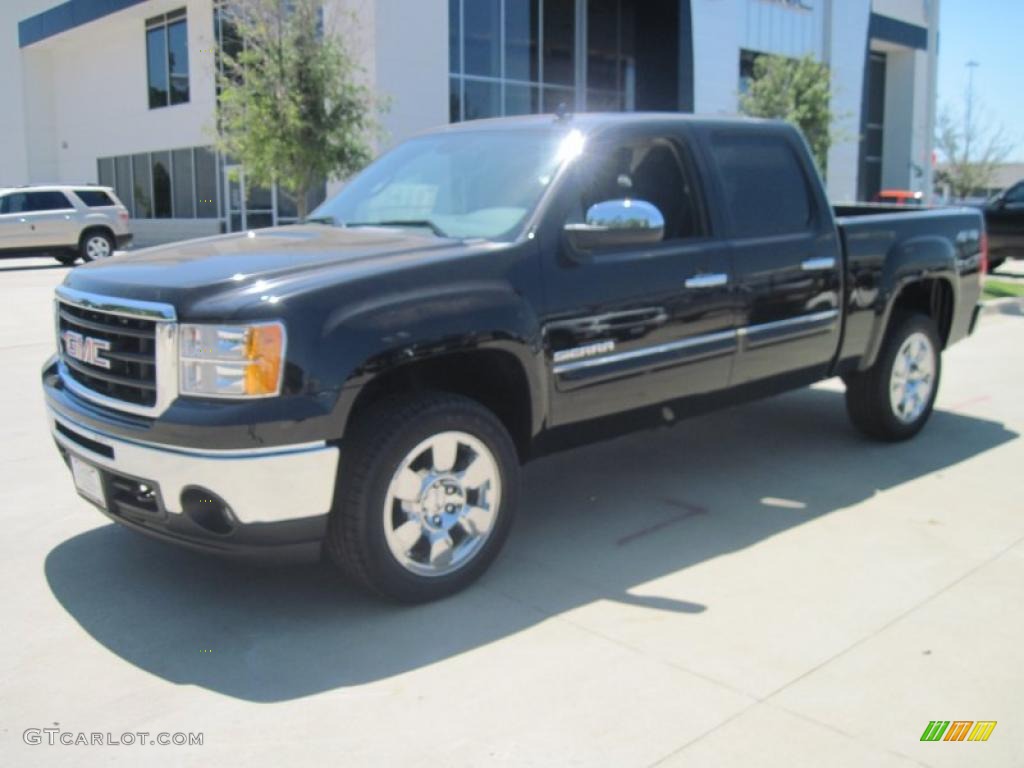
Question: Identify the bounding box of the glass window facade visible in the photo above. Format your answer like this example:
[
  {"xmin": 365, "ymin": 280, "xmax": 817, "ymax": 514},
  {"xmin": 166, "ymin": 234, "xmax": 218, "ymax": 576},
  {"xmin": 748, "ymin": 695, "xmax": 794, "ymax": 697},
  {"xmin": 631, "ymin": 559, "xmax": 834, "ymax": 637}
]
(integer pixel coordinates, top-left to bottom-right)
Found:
[
  {"xmin": 98, "ymin": 147, "xmax": 219, "ymax": 221},
  {"xmin": 146, "ymin": 9, "xmax": 190, "ymax": 109},
  {"xmin": 449, "ymin": 0, "xmax": 640, "ymax": 122}
]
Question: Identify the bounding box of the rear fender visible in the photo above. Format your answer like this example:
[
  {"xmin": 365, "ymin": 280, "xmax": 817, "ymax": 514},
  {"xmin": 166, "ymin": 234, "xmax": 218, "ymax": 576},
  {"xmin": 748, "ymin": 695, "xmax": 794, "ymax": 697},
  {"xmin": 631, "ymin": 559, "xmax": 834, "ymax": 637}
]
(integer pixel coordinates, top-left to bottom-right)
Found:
[{"xmin": 859, "ymin": 235, "xmax": 958, "ymax": 371}]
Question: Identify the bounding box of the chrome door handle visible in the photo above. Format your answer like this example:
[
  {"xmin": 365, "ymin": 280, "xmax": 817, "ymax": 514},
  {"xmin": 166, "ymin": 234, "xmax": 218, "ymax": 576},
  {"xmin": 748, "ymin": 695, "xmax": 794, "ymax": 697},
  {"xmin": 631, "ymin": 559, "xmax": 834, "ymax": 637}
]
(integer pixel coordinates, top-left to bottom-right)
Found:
[
  {"xmin": 801, "ymin": 257, "xmax": 836, "ymax": 271},
  {"xmin": 685, "ymin": 273, "xmax": 728, "ymax": 289}
]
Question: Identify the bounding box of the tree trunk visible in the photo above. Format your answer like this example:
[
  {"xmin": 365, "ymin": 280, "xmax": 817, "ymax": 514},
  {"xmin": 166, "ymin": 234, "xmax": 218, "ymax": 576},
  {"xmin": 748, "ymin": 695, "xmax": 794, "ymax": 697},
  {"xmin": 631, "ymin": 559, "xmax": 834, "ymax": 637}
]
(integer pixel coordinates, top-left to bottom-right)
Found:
[{"xmin": 296, "ymin": 186, "xmax": 309, "ymax": 221}]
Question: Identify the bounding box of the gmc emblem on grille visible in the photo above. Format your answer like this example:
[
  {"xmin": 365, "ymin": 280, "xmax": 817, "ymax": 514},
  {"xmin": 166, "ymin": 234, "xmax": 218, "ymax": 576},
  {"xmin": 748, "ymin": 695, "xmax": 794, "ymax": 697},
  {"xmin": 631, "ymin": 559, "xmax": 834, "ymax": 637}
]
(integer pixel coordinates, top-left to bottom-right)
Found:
[{"xmin": 61, "ymin": 330, "xmax": 111, "ymax": 369}]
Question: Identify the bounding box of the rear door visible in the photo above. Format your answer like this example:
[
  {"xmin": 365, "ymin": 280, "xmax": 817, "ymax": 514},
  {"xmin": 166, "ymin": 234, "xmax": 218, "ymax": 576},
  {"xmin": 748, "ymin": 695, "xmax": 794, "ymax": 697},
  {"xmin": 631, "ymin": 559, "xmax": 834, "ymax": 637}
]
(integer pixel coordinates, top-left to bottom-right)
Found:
[
  {"xmin": 23, "ymin": 191, "xmax": 79, "ymax": 247},
  {"xmin": 704, "ymin": 128, "xmax": 842, "ymax": 385},
  {"xmin": 541, "ymin": 126, "xmax": 737, "ymax": 426}
]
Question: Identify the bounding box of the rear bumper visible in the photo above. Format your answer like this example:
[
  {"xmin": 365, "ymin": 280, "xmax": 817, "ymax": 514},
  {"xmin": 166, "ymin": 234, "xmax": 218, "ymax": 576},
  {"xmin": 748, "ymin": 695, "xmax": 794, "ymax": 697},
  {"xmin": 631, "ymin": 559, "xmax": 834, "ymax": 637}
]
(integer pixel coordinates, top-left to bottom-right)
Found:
[
  {"xmin": 49, "ymin": 408, "xmax": 339, "ymax": 561},
  {"xmin": 115, "ymin": 233, "xmax": 133, "ymax": 249}
]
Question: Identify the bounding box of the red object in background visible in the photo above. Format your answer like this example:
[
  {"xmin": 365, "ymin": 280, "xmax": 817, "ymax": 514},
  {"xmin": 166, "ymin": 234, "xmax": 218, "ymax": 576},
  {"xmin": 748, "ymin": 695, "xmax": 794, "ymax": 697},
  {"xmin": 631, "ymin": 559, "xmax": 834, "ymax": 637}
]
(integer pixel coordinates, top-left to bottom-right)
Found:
[
  {"xmin": 980, "ymin": 231, "xmax": 989, "ymax": 275},
  {"xmin": 874, "ymin": 189, "xmax": 924, "ymax": 206}
]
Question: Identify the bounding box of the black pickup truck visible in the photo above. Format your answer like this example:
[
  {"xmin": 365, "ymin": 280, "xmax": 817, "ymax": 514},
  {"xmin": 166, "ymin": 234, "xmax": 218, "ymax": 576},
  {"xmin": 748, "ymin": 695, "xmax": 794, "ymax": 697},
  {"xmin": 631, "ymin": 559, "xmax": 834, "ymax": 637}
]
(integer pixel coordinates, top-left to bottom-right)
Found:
[{"xmin": 43, "ymin": 114, "xmax": 985, "ymax": 602}]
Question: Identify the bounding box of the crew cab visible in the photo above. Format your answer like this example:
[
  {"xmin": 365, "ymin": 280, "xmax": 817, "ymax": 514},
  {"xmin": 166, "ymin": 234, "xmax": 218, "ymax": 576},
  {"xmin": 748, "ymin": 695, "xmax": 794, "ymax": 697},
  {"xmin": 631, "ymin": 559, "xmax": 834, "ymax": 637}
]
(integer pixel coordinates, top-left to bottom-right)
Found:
[
  {"xmin": 0, "ymin": 185, "xmax": 132, "ymax": 264},
  {"xmin": 42, "ymin": 115, "xmax": 985, "ymax": 602}
]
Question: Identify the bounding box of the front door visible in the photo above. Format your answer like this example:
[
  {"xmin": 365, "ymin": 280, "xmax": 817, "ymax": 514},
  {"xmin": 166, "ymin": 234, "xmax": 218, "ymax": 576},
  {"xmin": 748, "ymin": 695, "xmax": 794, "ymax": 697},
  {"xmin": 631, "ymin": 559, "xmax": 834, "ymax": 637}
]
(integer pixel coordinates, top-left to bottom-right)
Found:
[
  {"xmin": 541, "ymin": 128, "xmax": 737, "ymax": 426},
  {"xmin": 705, "ymin": 130, "xmax": 842, "ymax": 385}
]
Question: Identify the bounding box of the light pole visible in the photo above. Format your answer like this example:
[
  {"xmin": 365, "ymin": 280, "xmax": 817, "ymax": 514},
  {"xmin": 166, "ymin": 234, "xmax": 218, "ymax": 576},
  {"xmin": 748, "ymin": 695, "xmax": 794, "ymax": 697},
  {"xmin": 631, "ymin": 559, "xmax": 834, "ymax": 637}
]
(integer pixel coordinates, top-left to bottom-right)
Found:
[{"xmin": 965, "ymin": 60, "xmax": 979, "ymax": 161}]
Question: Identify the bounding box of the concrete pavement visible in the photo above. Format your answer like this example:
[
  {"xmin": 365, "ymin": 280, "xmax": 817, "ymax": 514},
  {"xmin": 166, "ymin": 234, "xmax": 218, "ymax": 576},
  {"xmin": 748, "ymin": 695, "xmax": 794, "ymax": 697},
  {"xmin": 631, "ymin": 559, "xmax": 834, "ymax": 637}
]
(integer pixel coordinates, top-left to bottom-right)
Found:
[{"xmin": 1, "ymin": 254, "xmax": 1022, "ymax": 767}]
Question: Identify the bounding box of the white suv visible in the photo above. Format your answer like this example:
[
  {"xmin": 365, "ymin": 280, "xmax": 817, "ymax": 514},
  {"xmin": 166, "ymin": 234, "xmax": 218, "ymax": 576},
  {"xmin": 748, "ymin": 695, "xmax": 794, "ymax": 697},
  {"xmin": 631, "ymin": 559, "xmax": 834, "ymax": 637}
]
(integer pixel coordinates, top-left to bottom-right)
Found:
[{"xmin": 0, "ymin": 185, "xmax": 133, "ymax": 265}]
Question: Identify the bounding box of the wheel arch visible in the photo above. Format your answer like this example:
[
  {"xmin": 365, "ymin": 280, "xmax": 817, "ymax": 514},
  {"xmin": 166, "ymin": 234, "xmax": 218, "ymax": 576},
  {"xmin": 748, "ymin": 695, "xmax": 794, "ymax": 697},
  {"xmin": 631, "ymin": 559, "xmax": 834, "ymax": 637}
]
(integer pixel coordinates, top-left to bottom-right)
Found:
[
  {"xmin": 859, "ymin": 234, "xmax": 958, "ymax": 371},
  {"xmin": 338, "ymin": 345, "xmax": 543, "ymax": 461},
  {"xmin": 78, "ymin": 225, "xmax": 116, "ymax": 250}
]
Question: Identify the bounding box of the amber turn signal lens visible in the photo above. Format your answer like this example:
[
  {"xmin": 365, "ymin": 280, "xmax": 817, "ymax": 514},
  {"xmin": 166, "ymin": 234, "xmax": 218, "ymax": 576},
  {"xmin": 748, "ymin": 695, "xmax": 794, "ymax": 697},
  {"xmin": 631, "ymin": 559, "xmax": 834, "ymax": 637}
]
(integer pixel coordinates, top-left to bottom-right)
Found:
[{"xmin": 243, "ymin": 323, "xmax": 285, "ymax": 396}]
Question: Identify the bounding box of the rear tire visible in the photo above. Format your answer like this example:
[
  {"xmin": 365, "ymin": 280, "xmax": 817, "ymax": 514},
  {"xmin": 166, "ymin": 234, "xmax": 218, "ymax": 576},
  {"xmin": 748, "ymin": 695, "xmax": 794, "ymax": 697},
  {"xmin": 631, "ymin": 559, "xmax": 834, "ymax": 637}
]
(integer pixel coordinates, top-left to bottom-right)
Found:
[
  {"xmin": 79, "ymin": 230, "xmax": 114, "ymax": 262},
  {"xmin": 844, "ymin": 312, "xmax": 941, "ymax": 441},
  {"xmin": 325, "ymin": 392, "xmax": 520, "ymax": 603},
  {"xmin": 54, "ymin": 251, "xmax": 78, "ymax": 266}
]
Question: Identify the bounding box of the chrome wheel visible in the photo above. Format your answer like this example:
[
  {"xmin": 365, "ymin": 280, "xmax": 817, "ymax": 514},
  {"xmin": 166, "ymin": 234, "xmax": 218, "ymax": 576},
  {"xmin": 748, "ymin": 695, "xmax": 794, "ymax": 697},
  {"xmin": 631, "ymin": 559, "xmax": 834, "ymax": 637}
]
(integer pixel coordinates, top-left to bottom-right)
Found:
[
  {"xmin": 85, "ymin": 235, "xmax": 112, "ymax": 260},
  {"xmin": 383, "ymin": 431, "xmax": 502, "ymax": 578},
  {"xmin": 889, "ymin": 331, "xmax": 935, "ymax": 423}
]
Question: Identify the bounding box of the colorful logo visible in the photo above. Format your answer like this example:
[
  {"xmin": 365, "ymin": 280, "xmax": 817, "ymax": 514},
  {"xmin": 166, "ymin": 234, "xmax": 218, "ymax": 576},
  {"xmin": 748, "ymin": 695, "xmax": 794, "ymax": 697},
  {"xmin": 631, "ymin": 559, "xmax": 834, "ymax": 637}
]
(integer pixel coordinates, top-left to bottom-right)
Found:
[{"xmin": 920, "ymin": 721, "xmax": 997, "ymax": 742}]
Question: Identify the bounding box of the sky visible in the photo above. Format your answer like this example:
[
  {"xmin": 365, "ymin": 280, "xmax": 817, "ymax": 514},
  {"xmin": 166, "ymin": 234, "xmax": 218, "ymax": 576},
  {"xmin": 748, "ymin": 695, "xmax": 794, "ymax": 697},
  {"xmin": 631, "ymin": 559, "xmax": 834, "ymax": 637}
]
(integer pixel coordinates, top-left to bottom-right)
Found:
[{"xmin": 936, "ymin": 0, "xmax": 1024, "ymax": 161}]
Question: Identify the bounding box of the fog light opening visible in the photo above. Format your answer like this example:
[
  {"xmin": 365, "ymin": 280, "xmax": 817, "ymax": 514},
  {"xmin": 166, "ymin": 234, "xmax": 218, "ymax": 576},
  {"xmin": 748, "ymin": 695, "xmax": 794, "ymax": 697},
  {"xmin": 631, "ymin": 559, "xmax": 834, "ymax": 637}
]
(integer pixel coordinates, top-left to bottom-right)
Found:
[{"xmin": 181, "ymin": 487, "xmax": 235, "ymax": 535}]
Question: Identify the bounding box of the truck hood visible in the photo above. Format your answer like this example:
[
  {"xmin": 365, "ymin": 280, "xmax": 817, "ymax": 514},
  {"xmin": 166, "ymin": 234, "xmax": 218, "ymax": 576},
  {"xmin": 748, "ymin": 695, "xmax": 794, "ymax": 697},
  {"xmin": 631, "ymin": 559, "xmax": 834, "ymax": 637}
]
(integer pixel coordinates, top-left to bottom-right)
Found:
[{"xmin": 62, "ymin": 225, "xmax": 466, "ymax": 317}]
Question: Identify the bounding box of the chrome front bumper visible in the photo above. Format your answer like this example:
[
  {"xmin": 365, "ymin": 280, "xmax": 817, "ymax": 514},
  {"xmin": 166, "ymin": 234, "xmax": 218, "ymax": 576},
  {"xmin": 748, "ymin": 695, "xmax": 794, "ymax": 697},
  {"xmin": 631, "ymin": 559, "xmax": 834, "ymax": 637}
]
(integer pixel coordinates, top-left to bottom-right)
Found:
[{"xmin": 49, "ymin": 408, "xmax": 340, "ymax": 555}]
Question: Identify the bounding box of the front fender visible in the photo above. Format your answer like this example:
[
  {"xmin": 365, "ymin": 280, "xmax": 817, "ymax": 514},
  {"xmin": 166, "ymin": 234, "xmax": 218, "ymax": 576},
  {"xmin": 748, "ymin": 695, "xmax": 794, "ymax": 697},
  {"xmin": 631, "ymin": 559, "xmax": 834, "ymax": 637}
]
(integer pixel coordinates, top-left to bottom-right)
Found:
[
  {"xmin": 859, "ymin": 234, "xmax": 958, "ymax": 371},
  {"xmin": 319, "ymin": 280, "xmax": 548, "ymax": 439}
]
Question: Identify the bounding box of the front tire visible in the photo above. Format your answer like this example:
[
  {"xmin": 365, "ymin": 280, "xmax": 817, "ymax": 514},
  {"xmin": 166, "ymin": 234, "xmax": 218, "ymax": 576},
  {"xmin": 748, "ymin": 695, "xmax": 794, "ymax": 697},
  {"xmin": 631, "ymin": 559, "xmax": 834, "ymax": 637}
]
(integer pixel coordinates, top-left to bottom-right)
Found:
[
  {"xmin": 80, "ymin": 230, "xmax": 114, "ymax": 262},
  {"xmin": 844, "ymin": 312, "xmax": 941, "ymax": 441},
  {"xmin": 326, "ymin": 392, "xmax": 520, "ymax": 602}
]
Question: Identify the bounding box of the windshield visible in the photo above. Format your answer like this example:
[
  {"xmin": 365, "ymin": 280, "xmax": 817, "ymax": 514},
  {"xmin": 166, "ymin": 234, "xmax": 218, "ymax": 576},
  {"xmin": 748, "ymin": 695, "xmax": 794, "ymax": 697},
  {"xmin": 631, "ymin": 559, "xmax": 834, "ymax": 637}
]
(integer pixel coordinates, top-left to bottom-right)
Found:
[{"xmin": 309, "ymin": 127, "xmax": 582, "ymax": 240}]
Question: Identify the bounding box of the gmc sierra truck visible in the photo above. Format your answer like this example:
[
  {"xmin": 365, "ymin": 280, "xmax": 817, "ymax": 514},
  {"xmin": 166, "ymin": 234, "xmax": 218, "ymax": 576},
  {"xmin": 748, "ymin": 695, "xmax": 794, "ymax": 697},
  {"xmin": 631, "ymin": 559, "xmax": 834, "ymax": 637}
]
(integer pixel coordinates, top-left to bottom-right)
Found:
[{"xmin": 42, "ymin": 114, "xmax": 985, "ymax": 602}]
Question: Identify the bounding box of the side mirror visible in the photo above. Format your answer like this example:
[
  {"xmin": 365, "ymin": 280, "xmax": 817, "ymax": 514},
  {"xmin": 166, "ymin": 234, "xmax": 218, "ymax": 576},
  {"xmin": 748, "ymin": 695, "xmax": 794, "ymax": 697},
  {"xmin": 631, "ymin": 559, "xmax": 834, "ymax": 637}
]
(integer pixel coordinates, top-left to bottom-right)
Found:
[{"xmin": 564, "ymin": 199, "xmax": 665, "ymax": 252}]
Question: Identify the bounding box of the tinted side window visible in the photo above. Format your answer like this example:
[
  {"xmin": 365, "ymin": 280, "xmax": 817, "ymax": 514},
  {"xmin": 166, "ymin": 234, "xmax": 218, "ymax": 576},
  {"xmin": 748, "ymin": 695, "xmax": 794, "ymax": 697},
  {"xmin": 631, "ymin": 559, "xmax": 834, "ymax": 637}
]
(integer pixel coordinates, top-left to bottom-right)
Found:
[
  {"xmin": 710, "ymin": 133, "xmax": 812, "ymax": 238},
  {"xmin": 572, "ymin": 137, "xmax": 706, "ymax": 241},
  {"xmin": 1005, "ymin": 183, "xmax": 1024, "ymax": 204},
  {"xmin": 26, "ymin": 191, "xmax": 73, "ymax": 212},
  {"xmin": 74, "ymin": 189, "xmax": 116, "ymax": 207}
]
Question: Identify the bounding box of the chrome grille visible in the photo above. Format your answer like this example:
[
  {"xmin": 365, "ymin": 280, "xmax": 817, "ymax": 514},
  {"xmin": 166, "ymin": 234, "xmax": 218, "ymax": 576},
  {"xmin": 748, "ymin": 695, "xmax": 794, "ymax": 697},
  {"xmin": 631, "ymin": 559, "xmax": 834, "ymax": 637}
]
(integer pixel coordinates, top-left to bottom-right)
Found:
[
  {"xmin": 54, "ymin": 287, "xmax": 177, "ymax": 416},
  {"xmin": 58, "ymin": 302, "xmax": 158, "ymax": 406}
]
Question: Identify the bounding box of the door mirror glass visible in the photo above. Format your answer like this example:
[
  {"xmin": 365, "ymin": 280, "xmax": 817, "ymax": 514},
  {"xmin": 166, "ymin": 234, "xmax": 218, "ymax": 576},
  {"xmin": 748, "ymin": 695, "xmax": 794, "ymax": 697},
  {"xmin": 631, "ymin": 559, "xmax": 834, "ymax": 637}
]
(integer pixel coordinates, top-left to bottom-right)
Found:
[{"xmin": 564, "ymin": 198, "xmax": 665, "ymax": 252}]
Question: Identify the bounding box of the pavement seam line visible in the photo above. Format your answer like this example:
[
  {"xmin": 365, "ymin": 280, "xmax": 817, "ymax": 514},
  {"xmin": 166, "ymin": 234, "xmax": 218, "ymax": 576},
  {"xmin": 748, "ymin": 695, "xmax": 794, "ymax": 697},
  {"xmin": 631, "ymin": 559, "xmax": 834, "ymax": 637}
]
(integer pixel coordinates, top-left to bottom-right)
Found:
[
  {"xmin": 759, "ymin": 530, "xmax": 1024, "ymax": 702},
  {"xmin": 767, "ymin": 702, "xmax": 933, "ymax": 768},
  {"xmin": 644, "ymin": 534, "xmax": 1024, "ymax": 767}
]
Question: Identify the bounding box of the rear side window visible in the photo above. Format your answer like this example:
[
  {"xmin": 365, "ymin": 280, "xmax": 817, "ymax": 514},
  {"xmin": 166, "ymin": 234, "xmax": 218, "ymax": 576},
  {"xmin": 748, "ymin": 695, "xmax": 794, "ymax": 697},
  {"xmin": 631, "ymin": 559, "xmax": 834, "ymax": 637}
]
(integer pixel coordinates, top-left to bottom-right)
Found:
[
  {"xmin": 25, "ymin": 191, "xmax": 74, "ymax": 212},
  {"xmin": 710, "ymin": 133, "xmax": 813, "ymax": 238},
  {"xmin": 74, "ymin": 189, "xmax": 117, "ymax": 207}
]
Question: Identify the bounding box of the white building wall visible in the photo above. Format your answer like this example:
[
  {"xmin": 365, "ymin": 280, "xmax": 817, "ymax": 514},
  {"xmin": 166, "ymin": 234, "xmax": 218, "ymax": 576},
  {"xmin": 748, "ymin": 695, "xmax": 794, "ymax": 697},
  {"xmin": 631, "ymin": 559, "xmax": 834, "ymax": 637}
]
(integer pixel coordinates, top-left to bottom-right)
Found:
[
  {"xmin": 33, "ymin": 0, "xmax": 218, "ymax": 185},
  {"xmin": 872, "ymin": 0, "xmax": 929, "ymax": 26},
  {"xmin": 742, "ymin": 0, "xmax": 826, "ymax": 58},
  {"xmin": 825, "ymin": 0, "xmax": 870, "ymax": 200},
  {"xmin": 691, "ymin": 0, "xmax": 743, "ymax": 115},
  {"xmin": 0, "ymin": 0, "xmax": 54, "ymax": 185},
  {"xmin": 373, "ymin": 0, "xmax": 448, "ymax": 148}
]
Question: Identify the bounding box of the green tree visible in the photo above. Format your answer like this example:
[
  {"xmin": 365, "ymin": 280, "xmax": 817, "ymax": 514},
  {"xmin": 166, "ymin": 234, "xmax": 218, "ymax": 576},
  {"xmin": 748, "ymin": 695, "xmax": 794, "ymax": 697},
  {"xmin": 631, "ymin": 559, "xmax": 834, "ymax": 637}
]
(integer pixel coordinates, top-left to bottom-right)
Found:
[
  {"xmin": 740, "ymin": 53, "xmax": 834, "ymax": 174},
  {"xmin": 214, "ymin": 0, "xmax": 379, "ymax": 219},
  {"xmin": 934, "ymin": 101, "xmax": 1013, "ymax": 200}
]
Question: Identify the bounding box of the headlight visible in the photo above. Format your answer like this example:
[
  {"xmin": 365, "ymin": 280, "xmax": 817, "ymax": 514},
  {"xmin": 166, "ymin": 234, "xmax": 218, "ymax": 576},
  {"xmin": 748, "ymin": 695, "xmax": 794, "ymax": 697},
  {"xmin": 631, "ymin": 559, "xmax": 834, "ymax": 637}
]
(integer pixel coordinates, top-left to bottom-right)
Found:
[{"xmin": 179, "ymin": 322, "xmax": 286, "ymax": 397}]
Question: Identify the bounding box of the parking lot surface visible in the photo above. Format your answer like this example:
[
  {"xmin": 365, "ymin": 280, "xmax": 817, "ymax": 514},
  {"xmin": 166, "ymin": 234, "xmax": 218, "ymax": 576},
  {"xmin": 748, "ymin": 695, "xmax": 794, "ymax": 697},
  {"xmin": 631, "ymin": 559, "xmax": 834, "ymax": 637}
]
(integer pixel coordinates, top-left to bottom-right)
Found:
[{"xmin": 2, "ymin": 254, "xmax": 1022, "ymax": 767}]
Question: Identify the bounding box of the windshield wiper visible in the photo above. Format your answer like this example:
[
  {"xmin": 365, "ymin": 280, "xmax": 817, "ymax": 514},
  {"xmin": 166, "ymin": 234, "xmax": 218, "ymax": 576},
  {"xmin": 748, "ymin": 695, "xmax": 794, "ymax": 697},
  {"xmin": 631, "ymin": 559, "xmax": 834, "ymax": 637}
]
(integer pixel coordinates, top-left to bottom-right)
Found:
[
  {"xmin": 303, "ymin": 214, "xmax": 335, "ymax": 225},
  {"xmin": 344, "ymin": 219, "xmax": 449, "ymax": 238}
]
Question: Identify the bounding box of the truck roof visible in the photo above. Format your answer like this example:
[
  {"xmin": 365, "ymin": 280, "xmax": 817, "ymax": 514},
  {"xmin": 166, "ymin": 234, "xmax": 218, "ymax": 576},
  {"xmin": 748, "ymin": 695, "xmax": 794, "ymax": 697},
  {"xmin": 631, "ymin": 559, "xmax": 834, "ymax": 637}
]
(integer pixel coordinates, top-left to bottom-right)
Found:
[{"xmin": 432, "ymin": 112, "xmax": 788, "ymax": 136}]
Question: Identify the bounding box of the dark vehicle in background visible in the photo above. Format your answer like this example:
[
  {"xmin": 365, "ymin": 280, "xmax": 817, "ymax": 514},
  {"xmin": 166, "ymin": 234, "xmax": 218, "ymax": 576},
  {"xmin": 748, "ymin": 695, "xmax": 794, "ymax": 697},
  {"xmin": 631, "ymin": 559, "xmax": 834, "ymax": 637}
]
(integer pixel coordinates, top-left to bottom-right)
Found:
[
  {"xmin": 983, "ymin": 179, "xmax": 1024, "ymax": 271},
  {"xmin": 42, "ymin": 115, "xmax": 985, "ymax": 602}
]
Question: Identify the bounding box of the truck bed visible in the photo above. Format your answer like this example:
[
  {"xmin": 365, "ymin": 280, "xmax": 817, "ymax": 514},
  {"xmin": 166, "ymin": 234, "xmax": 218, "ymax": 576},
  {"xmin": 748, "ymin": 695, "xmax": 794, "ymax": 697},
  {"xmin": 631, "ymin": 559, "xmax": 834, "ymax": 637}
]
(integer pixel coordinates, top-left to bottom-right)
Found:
[{"xmin": 832, "ymin": 204, "xmax": 985, "ymax": 370}]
